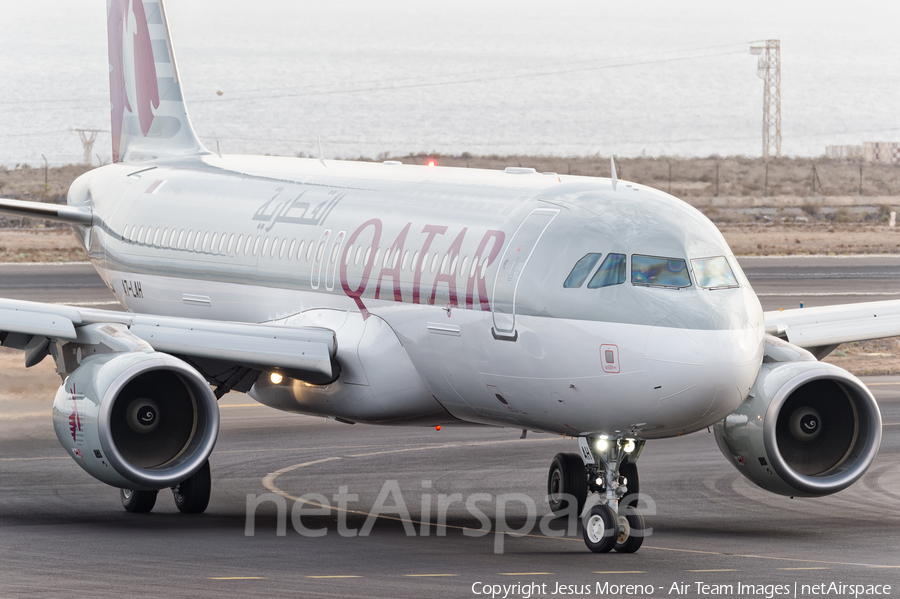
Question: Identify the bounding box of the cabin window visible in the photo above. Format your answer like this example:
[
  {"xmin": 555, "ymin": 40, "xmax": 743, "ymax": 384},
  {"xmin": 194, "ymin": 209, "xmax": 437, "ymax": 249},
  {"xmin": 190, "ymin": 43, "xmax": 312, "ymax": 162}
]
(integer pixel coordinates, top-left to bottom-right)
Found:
[
  {"xmin": 470, "ymin": 258, "xmax": 479, "ymax": 279},
  {"xmin": 420, "ymin": 253, "xmax": 429, "ymax": 273},
  {"xmin": 392, "ymin": 249, "xmax": 400, "ymax": 269},
  {"xmin": 480, "ymin": 257, "xmax": 489, "ymax": 279},
  {"xmin": 136, "ymin": 227, "xmax": 144, "ymax": 243},
  {"xmin": 412, "ymin": 251, "xmax": 420, "ymax": 272},
  {"xmin": 161, "ymin": 229, "xmax": 168, "ymax": 246},
  {"xmin": 123, "ymin": 225, "xmax": 131, "ymax": 241},
  {"xmin": 440, "ymin": 254, "xmax": 449, "ymax": 274},
  {"xmin": 306, "ymin": 240, "xmax": 315, "ymax": 261},
  {"xmin": 263, "ymin": 237, "xmax": 272, "ymax": 257},
  {"xmin": 253, "ymin": 236, "xmax": 260, "ymax": 256},
  {"xmin": 219, "ymin": 234, "xmax": 227, "ymax": 254},
  {"xmin": 373, "ymin": 248, "xmax": 382, "ymax": 269},
  {"xmin": 402, "ymin": 250, "xmax": 410, "ymax": 270},
  {"xmin": 330, "ymin": 242, "xmax": 340, "ymax": 264},
  {"xmin": 211, "ymin": 232, "xmax": 219, "ymax": 253},
  {"xmin": 153, "ymin": 228, "xmax": 161, "ymax": 246},
  {"xmin": 430, "ymin": 253, "xmax": 439, "ymax": 274},
  {"xmin": 632, "ymin": 255, "xmax": 691, "ymax": 288},
  {"xmin": 588, "ymin": 253, "xmax": 627, "ymax": 288},
  {"xmin": 201, "ymin": 232, "xmax": 209, "ymax": 251},
  {"xmin": 691, "ymin": 256, "xmax": 739, "ymax": 289},
  {"xmin": 354, "ymin": 246, "xmax": 362, "ymax": 266},
  {"xmin": 177, "ymin": 230, "xmax": 185, "ymax": 248},
  {"xmin": 450, "ymin": 255, "xmax": 458, "ymax": 276},
  {"xmin": 194, "ymin": 232, "xmax": 203, "ymax": 252},
  {"xmin": 564, "ymin": 253, "xmax": 602, "ymax": 288},
  {"xmin": 363, "ymin": 247, "xmax": 371, "ymax": 266},
  {"xmin": 227, "ymin": 234, "xmax": 235, "ymax": 254},
  {"xmin": 459, "ymin": 256, "xmax": 469, "ymax": 278},
  {"xmin": 288, "ymin": 239, "xmax": 296, "ymax": 259}
]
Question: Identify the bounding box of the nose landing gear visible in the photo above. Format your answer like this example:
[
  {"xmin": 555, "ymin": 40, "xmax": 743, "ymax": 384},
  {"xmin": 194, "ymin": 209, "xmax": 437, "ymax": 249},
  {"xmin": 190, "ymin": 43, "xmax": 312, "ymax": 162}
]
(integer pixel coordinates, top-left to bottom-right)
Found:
[{"xmin": 547, "ymin": 436, "xmax": 645, "ymax": 553}]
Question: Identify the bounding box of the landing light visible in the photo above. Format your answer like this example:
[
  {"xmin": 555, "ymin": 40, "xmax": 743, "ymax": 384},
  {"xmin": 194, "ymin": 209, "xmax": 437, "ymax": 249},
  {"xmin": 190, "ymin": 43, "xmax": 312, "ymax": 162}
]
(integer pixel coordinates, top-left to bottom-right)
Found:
[
  {"xmin": 427, "ymin": 160, "xmax": 436, "ymax": 168},
  {"xmin": 595, "ymin": 439, "xmax": 609, "ymax": 452},
  {"xmin": 623, "ymin": 439, "xmax": 636, "ymax": 453},
  {"xmin": 270, "ymin": 373, "xmax": 283, "ymax": 384}
]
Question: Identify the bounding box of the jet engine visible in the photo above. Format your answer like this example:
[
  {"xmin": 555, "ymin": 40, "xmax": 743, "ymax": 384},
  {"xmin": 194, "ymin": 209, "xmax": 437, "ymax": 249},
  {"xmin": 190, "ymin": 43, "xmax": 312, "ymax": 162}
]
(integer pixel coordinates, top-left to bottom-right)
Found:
[
  {"xmin": 714, "ymin": 337, "xmax": 881, "ymax": 497},
  {"xmin": 52, "ymin": 351, "xmax": 219, "ymax": 490}
]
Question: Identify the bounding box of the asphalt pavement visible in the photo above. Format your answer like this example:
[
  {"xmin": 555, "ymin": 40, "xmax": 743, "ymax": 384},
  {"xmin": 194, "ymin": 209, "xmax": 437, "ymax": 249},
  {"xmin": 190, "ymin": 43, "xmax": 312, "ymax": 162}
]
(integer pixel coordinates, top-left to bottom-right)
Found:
[{"xmin": 0, "ymin": 258, "xmax": 899, "ymax": 598}]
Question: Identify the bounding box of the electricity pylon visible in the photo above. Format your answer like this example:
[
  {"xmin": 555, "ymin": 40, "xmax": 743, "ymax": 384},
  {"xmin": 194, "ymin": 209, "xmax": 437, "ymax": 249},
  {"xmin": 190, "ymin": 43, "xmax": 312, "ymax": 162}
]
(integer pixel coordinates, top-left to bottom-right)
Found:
[{"xmin": 749, "ymin": 40, "xmax": 781, "ymax": 159}]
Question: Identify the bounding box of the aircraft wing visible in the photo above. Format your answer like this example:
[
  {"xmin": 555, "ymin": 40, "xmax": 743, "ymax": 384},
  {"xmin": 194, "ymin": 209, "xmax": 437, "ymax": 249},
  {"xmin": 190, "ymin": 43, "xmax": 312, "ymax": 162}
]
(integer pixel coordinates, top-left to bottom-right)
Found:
[
  {"xmin": 0, "ymin": 298, "xmax": 337, "ymax": 383},
  {"xmin": 764, "ymin": 299, "xmax": 900, "ymax": 358}
]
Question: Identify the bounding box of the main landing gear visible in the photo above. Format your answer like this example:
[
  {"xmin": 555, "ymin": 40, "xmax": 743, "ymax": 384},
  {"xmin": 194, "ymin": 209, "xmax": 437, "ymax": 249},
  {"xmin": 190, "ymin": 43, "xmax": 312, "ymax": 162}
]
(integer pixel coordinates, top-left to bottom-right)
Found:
[
  {"xmin": 120, "ymin": 460, "xmax": 212, "ymax": 514},
  {"xmin": 547, "ymin": 436, "xmax": 646, "ymax": 553}
]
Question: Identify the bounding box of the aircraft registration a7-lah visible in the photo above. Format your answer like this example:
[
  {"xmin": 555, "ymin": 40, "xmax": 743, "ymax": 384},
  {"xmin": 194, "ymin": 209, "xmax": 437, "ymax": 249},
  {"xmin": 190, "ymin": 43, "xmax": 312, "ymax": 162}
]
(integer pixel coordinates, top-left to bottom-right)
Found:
[{"xmin": 1, "ymin": 1, "xmax": 898, "ymax": 554}]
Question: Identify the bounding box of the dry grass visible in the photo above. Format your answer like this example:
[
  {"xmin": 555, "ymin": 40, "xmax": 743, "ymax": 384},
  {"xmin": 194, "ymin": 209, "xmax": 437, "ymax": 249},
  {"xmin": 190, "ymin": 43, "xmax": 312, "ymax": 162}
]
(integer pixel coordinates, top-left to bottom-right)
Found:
[{"xmin": 0, "ymin": 229, "xmax": 86, "ymax": 262}]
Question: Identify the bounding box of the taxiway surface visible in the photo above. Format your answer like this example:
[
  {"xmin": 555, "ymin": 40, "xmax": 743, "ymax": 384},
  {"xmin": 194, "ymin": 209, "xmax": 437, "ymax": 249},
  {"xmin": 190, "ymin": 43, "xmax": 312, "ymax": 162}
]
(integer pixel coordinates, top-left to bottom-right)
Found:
[{"xmin": 1, "ymin": 258, "xmax": 898, "ymax": 598}]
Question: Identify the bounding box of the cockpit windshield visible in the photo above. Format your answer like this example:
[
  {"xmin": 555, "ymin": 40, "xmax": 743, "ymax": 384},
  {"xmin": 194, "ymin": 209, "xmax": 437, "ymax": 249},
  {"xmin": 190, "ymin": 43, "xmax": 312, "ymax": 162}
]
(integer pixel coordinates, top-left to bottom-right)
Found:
[
  {"xmin": 631, "ymin": 255, "xmax": 691, "ymax": 288},
  {"xmin": 564, "ymin": 253, "xmax": 602, "ymax": 288},
  {"xmin": 690, "ymin": 256, "xmax": 739, "ymax": 289},
  {"xmin": 588, "ymin": 253, "xmax": 626, "ymax": 288}
]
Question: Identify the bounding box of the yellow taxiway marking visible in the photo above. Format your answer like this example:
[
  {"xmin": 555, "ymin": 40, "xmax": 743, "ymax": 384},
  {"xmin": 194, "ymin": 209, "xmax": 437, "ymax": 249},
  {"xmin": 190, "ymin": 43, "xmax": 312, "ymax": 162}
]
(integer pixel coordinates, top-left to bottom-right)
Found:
[
  {"xmin": 499, "ymin": 572, "xmax": 552, "ymax": 576},
  {"xmin": 884, "ymin": 423, "xmax": 900, "ymax": 426},
  {"xmin": 405, "ymin": 574, "xmax": 459, "ymax": 577},
  {"xmin": 777, "ymin": 567, "xmax": 828, "ymax": 571},
  {"xmin": 687, "ymin": 569, "xmax": 738, "ymax": 572},
  {"xmin": 208, "ymin": 577, "xmax": 264, "ymax": 580},
  {"xmin": 219, "ymin": 404, "xmax": 264, "ymax": 408},
  {"xmin": 863, "ymin": 382, "xmax": 900, "ymax": 386},
  {"xmin": 594, "ymin": 571, "xmax": 647, "ymax": 574},
  {"xmin": 306, "ymin": 575, "xmax": 361, "ymax": 579}
]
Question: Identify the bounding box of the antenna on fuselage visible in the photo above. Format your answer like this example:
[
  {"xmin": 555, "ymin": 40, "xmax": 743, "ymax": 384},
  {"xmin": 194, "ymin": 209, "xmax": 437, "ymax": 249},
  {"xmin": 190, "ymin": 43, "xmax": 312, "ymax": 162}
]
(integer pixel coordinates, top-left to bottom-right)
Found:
[
  {"xmin": 610, "ymin": 156, "xmax": 618, "ymax": 191},
  {"xmin": 317, "ymin": 136, "xmax": 326, "ymax": 167}
]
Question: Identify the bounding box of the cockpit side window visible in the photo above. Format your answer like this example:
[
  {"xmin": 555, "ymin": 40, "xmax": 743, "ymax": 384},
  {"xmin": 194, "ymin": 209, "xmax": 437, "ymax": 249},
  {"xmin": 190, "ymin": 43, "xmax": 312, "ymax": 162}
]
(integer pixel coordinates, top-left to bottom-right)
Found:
[
  {"xmin": 563, "ymin": 253, "xmax": 602, "ymax": 288},
  {"xmin": 690, "ymin": 256, "xmax": 739, "ymax": 289},
  {"xmin": 631, "ymin": 255, "xmax": 691, "ymax": 288},
  {"xmin": 587, "ymin": 253, "xmax": 626, "ymax": 288}
]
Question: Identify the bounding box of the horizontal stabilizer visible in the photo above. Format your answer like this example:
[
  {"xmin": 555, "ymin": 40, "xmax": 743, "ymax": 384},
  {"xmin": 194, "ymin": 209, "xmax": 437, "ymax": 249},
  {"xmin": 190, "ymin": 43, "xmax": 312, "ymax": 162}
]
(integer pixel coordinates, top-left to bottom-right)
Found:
[{"xmin": 0, "ymin": 198, "xmax": 92, "ymax": 226}]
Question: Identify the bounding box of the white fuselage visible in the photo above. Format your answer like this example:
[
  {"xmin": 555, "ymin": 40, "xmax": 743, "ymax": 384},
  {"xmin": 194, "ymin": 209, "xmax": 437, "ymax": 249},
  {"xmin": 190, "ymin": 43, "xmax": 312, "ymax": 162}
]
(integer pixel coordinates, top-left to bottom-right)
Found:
[{"xmin": 70, "ymin": 154, "xmax": 765, "ymax": 439}]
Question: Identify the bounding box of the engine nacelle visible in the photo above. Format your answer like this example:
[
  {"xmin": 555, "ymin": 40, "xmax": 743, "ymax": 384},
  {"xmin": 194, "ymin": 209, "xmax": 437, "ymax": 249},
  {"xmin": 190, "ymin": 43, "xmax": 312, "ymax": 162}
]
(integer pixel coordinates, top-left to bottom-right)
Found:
[
  {"xmin": 714, "ymin": 355, "xmax": 881, "ymax": 497},
  {"xmin": 52, "ymin": 351, "xmax": 219, "ymax": 490}
]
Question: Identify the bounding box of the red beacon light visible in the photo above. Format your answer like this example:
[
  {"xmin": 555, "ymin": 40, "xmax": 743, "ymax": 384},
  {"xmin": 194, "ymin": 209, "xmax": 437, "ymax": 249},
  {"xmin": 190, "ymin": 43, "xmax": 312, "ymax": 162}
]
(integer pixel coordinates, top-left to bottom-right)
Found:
[
  {"xmin": 427, "ymin": 159, "xmax": 436, "ymax": 168},
  {"xmin": 435, "ymin": 425, "xmax": 442, "ymax": 431}
]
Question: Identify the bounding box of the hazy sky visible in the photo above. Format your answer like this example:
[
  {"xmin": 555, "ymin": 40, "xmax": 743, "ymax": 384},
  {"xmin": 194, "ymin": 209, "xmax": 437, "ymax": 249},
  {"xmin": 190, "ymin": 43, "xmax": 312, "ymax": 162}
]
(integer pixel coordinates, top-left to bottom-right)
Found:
[{"xmin": 2, "ymin": 1, "xmax": 899, "ymax": 165}]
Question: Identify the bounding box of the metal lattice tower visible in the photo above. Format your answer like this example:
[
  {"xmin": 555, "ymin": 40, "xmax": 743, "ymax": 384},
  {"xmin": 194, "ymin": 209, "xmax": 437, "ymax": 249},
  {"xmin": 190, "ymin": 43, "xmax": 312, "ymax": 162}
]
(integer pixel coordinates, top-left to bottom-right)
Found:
[
  {"xmin": 73, "ymin": 129, "xmax": 104, "ymax": 166},
  {"xmin": 749, "ymin": 40, "xmax": 781, "ymax": 159}
]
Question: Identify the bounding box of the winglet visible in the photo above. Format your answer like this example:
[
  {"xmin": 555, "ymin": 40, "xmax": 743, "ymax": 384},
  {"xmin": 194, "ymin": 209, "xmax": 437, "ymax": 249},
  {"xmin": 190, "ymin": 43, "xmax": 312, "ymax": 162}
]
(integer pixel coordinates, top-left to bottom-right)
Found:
[
  {"xmin": 317, "ymin": 136, "xmax": 326, "ymax": 167},
  {"xmin": 610, "ymin": 157, "xmax": 618, "ymax": 191}
]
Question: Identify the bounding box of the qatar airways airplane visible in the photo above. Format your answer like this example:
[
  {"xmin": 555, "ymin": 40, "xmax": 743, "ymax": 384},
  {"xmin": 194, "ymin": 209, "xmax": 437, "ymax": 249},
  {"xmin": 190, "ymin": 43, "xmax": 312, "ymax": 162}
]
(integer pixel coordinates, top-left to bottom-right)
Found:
[{"xmin": 0, "ymin": 0, "xmax": 897, "ymax": 554}]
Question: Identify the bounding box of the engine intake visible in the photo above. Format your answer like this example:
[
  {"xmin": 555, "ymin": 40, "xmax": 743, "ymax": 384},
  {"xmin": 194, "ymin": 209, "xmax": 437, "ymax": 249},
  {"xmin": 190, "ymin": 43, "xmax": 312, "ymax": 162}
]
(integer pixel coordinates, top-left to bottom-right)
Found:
[
  {"xmin": 715, "ymin": 358, "xmax": 882, "ymax": 497},
  {"xmin": 52, "ymin": 351, "xmax": 219, "ymax": 490}
]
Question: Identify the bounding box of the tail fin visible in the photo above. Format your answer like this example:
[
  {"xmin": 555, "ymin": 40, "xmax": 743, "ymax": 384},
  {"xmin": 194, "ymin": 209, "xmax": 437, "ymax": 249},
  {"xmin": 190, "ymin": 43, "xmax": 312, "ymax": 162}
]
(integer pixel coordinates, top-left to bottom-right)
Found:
[{"xmin": 107, "ymin": 0, "xmax": 206, "ymax": 163}]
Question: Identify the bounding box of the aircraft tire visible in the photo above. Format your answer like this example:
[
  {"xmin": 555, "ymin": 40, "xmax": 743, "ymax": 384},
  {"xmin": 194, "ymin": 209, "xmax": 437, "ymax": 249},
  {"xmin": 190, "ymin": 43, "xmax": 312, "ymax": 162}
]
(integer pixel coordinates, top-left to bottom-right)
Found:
[
  {"xmin": 613, "ymin": 507, "xmax": 645, "ymax": 553},
  {"xmin": 582, "ymin": 504, "xmax": 617, "ymax": 553},
  {"xmin": 121, "ymin": 488, "xmax": 158, "ymax": 513},
  {"xmin": 547, "ymin": 452, "xmax": 588, "ymax": 515},
  {"xmin": 173, "ymin": 460, "xmax": 211, "ymax": 514}
]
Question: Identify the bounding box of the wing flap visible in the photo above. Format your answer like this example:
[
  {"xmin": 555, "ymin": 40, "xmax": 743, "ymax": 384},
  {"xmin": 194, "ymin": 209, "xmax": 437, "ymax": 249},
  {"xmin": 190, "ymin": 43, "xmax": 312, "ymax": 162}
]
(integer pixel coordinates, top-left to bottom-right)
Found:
[{"xmin": 765, "ymin": 299, "xmax": 900, "ymax": 348}]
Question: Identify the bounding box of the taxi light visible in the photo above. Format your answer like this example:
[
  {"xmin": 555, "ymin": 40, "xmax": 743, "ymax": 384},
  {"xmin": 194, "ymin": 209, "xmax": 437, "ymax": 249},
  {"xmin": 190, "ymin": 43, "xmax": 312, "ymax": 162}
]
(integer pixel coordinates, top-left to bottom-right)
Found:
[
  {"xmin": 270, "ymin": 373, "xmax": 283, "ymax": 384},
  {"xmin": 595, "ymin": 439, "xmax": 609, "ymax": 452},
  {"xmin": 623, "ymin": 439, "xmax": 636, "ymax": 453}
]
